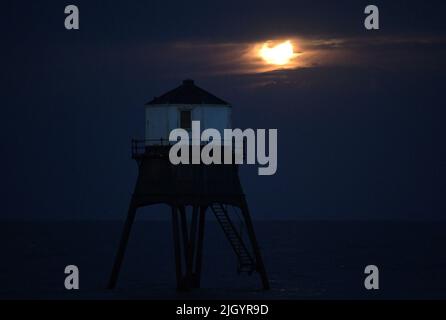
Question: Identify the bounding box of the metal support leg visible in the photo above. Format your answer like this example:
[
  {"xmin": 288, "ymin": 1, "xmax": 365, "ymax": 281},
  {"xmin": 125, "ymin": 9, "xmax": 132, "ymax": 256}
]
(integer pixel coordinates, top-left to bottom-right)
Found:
[
  {"xmin": 240, "ymin": 200, "xmax": 270, "ymax": 290},
  {"xmin": 108, "ymin": 199, "xmax": 138, "ymax": 289},
  {"xmin": 186, "ymin": 206, "xmax": 199, "ymax": 282},
  {"xmin": 179, "ymin": 206, "xmax": 189, "ymax": 264},
  {"xmin": 192, "ymin": 206, "xmax": 206, "ymax": 288},
  {"xmin": 171, "ymin": 205, "xmax": 186, "ymax": 291}
]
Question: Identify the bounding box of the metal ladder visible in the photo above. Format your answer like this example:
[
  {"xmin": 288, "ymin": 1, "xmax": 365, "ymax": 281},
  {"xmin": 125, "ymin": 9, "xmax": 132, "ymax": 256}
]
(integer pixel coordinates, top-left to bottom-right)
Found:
[{"xmin": 210, "ymin": 203, "xmax": 256, "ymax": 274}]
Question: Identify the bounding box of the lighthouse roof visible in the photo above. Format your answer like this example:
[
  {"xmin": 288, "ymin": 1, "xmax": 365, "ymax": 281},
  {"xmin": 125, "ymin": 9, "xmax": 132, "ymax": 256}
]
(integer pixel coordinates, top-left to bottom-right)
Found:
[{"xmin": 146, "ymin": 79, "xmax": 230, "ymax": 106}]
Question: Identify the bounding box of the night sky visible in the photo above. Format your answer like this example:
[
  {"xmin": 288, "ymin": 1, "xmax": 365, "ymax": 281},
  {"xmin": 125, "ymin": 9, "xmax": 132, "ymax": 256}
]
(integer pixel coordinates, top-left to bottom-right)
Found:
[{"xmin": 2, "ymin": 1, "xmax": 445, "ymax": 220}]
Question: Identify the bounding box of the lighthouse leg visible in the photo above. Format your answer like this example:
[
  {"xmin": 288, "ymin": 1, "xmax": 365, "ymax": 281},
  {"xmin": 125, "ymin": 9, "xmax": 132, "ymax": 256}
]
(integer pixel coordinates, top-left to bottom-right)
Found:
[
  {"xmin": 179, "ymin": 206, "xmax": 189, "ymax": 264},
  {"xmin": 192, "ymin": 206, "xmax": 207, "ymax": 288},
  {"xmin": 240, "ymin": 200, "xmax": 270, "ymax": 290},
  {"xmin": 171, "ymin": 205, "xmax": 186, "ymax": 291},
  {"xmin": 108, "ymin": 199, "xmax": 138, "ymax": 289},
  {"xmin": 186, "ymin": 206, "xmax": 198, "ymax": 286}
]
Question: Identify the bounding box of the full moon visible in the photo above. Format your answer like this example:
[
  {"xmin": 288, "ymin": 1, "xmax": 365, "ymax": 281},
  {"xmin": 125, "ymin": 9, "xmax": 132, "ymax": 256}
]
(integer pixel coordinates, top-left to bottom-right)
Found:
[{"xmin": 259, "ymin": 40, "xmax": 295, "ymax": 65}]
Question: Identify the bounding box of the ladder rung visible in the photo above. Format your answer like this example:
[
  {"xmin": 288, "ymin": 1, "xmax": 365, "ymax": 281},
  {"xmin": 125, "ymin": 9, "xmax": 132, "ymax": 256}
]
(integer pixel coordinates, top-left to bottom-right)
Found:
[{"xmin": 211, "ymin": 202, "xmax": 255, "ymax": 272}]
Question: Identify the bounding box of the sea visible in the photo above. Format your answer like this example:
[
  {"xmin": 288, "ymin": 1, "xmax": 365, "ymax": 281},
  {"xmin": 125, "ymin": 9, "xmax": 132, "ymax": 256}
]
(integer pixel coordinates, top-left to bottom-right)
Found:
[{"xmin": 0, "ymin": 220, "xmax": 445, "ymax": 299}]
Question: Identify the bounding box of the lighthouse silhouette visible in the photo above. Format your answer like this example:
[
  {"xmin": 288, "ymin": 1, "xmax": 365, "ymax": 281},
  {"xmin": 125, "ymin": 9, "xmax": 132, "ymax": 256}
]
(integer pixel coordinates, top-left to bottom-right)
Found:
[{"xmin": 108, "ymin": 79, "xmax": 269, "ymax": 291}]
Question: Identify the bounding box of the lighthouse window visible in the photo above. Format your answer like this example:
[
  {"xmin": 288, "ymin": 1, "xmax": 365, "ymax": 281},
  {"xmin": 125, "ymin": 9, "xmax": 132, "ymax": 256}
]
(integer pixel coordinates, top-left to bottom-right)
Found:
[{"xmin": 180, "ymin": 110, "xmax": 191, "ymax": 130}]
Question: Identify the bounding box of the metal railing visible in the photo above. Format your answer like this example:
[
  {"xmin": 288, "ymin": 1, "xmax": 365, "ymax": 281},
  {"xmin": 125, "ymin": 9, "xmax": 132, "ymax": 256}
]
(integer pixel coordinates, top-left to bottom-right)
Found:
[
  {"xmin": 131, "ymin": 138, "xmax": 245, "ymax": 158},
  {"xmin": 131, "ymin": 139, "xmax": 172, "ymax": 157}
]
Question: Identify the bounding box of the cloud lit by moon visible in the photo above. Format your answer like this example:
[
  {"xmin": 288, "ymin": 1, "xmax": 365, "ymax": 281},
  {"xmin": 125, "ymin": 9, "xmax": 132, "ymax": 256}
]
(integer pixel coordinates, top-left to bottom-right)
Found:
[{"xmin": 125, "ymin": 35, "xmax": 446, "ymax": 79}]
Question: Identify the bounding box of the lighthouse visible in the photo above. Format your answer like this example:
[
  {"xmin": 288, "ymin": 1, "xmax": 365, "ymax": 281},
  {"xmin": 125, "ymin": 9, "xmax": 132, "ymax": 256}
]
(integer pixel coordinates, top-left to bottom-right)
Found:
[{"xmin": 108, "ymin": 79, "xmax": 269, "ymax": 291}]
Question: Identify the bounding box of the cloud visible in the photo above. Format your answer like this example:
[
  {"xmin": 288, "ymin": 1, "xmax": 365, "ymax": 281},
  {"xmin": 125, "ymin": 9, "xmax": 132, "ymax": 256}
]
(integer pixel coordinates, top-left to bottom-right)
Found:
[{"xmin": 119, "ymin": 35, "xmax": 446, "ymax": 79}]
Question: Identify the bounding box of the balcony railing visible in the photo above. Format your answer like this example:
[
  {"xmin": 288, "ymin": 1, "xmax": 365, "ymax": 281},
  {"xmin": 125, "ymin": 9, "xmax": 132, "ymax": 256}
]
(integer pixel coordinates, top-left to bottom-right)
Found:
[
  {"xmin": 131, "ymin": 139, "xmax": 171, "ymax": 157},
  {"xmin": 131, "ymin": 139, "xmax": 245, "ymax": 159}
]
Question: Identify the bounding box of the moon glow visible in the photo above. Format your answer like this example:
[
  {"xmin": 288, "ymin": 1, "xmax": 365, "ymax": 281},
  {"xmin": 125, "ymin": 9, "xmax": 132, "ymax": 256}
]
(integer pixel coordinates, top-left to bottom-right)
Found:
[{"xmin": 259, "ymin": 40, "xmax": 296, "ymax": 65}]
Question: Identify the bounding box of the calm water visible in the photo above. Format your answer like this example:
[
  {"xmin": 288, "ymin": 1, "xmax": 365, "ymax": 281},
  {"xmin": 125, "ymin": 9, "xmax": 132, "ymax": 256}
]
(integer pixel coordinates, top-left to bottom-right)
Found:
[{"xmin": 0, "ymin": 220, "xmax": 445, "ymax": 299}]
